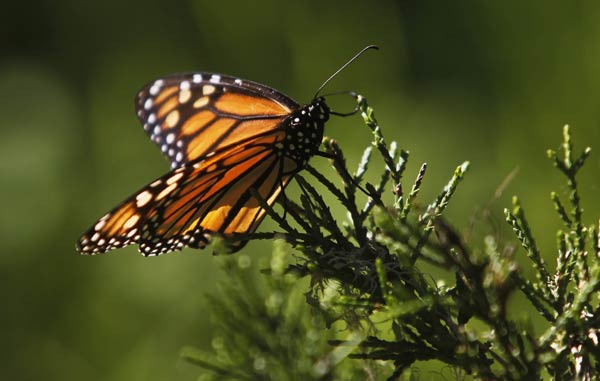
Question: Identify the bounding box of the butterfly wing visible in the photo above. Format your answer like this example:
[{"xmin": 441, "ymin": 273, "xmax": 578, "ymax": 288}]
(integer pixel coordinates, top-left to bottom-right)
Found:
[
  {"xmin": 77, "ymin": 130, "xmax": 298, "ymax": 255},
  {"xmin": 78, "ymin": 72, "xmax": 329, "ymax": 255},
  {"xmin": 135, "ymin": 73, "xmax": 299, "ymax": 169}
]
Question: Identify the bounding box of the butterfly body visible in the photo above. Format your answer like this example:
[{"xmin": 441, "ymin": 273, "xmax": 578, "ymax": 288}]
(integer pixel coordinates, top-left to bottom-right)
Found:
[{"xmin": 77, "ymin": 72, "xmax": 329, "ymax": 256}]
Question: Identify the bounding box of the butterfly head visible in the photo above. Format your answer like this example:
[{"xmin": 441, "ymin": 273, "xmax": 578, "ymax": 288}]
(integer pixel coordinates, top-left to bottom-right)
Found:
[
  {"xmin": 281, "ymin": 97, "xmax": 329, "ymax": 167},
  {"xmin": 308, "ymin": 96, "xmax": 330, "ymax": 122}
]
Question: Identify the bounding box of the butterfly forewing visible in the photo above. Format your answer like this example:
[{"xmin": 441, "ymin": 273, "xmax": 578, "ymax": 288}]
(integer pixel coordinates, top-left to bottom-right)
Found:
[{"xmin": 135, "ymin": 73, "xmax": 298, "ymax": 169}]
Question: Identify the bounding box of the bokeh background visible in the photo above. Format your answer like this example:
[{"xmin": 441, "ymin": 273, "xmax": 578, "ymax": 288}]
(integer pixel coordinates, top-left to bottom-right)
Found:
[{"xmin": 2, "ymin": 1, "xmax": 600, "ymax": 380}]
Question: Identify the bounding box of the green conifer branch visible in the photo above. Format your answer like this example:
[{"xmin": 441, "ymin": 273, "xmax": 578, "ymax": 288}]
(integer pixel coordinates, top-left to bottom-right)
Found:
[{"xmin": 188, "ymin": 99, "xmax": 599, "ymax": 381}]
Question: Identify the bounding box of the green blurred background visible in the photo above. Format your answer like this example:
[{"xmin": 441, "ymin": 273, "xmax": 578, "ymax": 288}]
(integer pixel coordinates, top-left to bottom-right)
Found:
[{"xmin": 2, "ymin": 1, "xmax": 599, "ymax": 380}]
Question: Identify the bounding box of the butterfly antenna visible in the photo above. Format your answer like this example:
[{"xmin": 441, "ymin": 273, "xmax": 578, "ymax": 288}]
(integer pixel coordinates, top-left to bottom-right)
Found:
[{"xmin": 313, "ymin": 45, "xmax": 379, "ymax": 100}]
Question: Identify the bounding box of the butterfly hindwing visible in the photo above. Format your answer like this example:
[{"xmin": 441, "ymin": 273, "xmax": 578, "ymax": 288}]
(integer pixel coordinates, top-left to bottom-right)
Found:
[
  {"xmin": 77, "ymin": 131, "xmax": 291, "ymax": 255},
  {"xmin": 135, "ymin": 73, "xmax": 299, "ymax": 169}
]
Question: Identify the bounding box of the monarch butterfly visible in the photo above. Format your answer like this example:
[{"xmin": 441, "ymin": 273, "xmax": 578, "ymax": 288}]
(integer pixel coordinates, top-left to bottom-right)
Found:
[{"xmin": 77, "ymin": 46, "xmax": 377, "ymax": 256}]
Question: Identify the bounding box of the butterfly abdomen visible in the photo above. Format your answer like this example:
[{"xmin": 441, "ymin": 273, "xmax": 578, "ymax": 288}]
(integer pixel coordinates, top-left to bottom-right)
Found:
[{"xmin": 280, "ymin": 98, "xmax": 329, "ymax": 169}]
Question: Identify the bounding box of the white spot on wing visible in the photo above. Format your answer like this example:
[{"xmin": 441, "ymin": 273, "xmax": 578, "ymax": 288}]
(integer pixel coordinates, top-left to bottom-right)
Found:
[
  {"xmin": 193, "ymin": 96, "xmax": 209, "ymax": 108},
  {"xmin": 95, "ymin": 220, "xmax": 106, "ymax": 231},
  {"xmin": 157, "ymin": 183, "xmax": 177, "ymax": 200},
  {"xmin": 165, "ymin": 110, "xmax": 180, "ymax": 127},
  {"xmin": 136, "ymin": 190, "xmax": 153, "ymax": 207},
  {"xmin": 167, "ymin": 172, "xmax": 183, "ymax": 185},
  {"xmin": 149, "ymin": 79, "xmax": 164, "ymax": 96},
  {"xmin": 203, "ymin": 85, "xmax": 215, "ymax": 95},
  {"xmin": 179, "ymin": 89, "xmax": 192, "ymax": 103},
  {"xmin": 192, "ymin": 74, "xmax": 203, "ymax": 83},
  {"xmin": 124, "ymin": 214, "xmax": 140, "ymax": 229},
  {"xmin": 210, "ymin": 75, "xmax": 221, "ymax": 83},
  {"xmin": 144, "ymin": 98, "xmax": 153, "ymax": 110}
]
